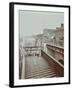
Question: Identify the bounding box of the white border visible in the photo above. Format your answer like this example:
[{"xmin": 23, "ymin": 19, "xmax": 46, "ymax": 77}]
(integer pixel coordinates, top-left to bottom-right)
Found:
[{"xmin": 14, "ymin": 4, "xmax": 69, "ymax": 86}]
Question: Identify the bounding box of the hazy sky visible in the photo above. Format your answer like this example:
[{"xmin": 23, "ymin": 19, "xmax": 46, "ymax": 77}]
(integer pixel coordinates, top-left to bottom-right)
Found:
[{"xmin": 19, "ymin": 10, "xmax": 64, "ymax": 38}]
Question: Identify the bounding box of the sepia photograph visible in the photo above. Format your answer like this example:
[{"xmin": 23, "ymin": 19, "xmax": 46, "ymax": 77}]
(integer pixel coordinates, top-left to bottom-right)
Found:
[
  {"xmin": 9, "ymin": 2, "xmax": 70, "ymax": 87},
  {"xmin": 19, "ymin": 10, "xmax": 64, "ymax": 79}
]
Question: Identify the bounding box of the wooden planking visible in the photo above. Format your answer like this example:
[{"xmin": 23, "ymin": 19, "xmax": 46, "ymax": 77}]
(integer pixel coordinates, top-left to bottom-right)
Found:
[{"xmin": 25, "ymin": 56, "xmax": 56, "ymax": 79}]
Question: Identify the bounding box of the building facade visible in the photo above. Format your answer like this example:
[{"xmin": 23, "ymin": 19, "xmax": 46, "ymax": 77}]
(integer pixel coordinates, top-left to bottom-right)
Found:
[{"xmin": 43, "ymin": 24, "xmax": 64, "ymax": 47}]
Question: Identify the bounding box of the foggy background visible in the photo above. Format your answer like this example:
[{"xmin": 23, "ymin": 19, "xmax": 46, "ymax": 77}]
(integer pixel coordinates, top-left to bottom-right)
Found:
[{"xmin": 19, "ymin": 10, "xmax": 64, "ymax": 38}]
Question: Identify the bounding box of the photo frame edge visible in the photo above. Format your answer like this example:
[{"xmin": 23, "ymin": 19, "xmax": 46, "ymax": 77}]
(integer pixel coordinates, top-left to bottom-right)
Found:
[{"xmin": 9, "ymin": 2, "xmax": 70, "ymax": 88}]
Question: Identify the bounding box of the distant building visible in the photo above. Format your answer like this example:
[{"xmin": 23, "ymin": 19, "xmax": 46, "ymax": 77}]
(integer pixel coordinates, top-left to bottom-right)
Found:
[
  {"xmin": 55, "ymin": 24, "xmax": 64, "ymax": 46},
  {"xmin": 23, "ymin": 36, "xmax": 36, "ymax": 47},
  {"xmin": 43, "ymin": 24, "xmax": 64, "ymax": 47},
  {"xmin": 22, "ymin": 24, "xmax": 64, "ymax": 48},
  {"xmin": 43, "ymin": 29, "xmax": 55, "ymax": 43}
]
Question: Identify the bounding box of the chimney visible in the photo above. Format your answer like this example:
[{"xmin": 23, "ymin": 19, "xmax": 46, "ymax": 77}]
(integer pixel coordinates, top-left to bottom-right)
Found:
[{"xmin": 61, "ymin": 24, "xmax": 64, "ymax": 28}]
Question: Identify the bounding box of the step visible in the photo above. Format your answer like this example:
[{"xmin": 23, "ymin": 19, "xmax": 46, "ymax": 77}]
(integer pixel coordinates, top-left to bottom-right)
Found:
[{"xmin": 25, "ymin": 73, "xmax": 56, "ymax": 79}]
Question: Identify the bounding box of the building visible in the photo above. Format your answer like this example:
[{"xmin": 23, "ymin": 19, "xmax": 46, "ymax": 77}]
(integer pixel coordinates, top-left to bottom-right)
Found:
[{"xmin": 43, "ymin": 24, "xmax": 64, "ymax": 47}]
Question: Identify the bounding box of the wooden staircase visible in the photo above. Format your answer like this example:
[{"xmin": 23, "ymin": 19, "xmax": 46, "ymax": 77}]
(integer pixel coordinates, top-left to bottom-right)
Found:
[{"xmin": 25, "ymin": 56, "xmax": 56, "ymax": 79}]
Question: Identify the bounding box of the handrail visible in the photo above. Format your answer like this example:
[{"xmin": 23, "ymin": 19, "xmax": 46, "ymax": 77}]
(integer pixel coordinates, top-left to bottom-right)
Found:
[
  {"xmin": 46, "ymin": 44, "xmax": 64, "ymax": 55},
  {"xmin": 46, "ymin": 43, "xmax": 64, "ymax": 50},
  {"xmin": 20, "ymin": 48, "xmax": 25, "ymax": 79},
  {"xmin": 42, "ymin": 43, "xmax": 64, "ymax": 67},
  {"xmin": 42, "ymin": 50, "xmax": 64, "ymax": 68},
  {"xmin": 21, "ymin": 55, "xmax": 25, "ymax": 79},
  {"xmin": 41, "ymin": 50, "xmax": 64, "ymax": 77}
]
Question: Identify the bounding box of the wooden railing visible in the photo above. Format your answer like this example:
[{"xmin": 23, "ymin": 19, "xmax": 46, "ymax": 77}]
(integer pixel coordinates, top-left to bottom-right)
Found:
[
  {"xmin": 21, "ymin": 54, "xmax": 25, "ymax": 79},
  {"xmin": 41, "ymin": 50, "xmax": 64, "ymax": 77},
  {"xmin": 46, "ymin": 44, "xmax": 64, "ymax": 55},
  {"xmin": 19, "ymin": 48, "xmax": 25, "ymax": 79}
]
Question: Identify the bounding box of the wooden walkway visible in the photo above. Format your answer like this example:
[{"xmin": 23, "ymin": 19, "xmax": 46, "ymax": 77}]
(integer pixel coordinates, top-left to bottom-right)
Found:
[{"xmin": 25, "ymin": 56, "xmax": 56, "ymax": 79}]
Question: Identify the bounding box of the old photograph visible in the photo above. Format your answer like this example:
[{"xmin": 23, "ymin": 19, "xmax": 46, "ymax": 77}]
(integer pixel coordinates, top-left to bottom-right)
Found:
[
  {"xmin": 9, "ymin": 2, "xmax": 70, "ymax": 87},
  {"xmin": 19, "ymin": 10, "xmax": 64, "ymax": 79}
]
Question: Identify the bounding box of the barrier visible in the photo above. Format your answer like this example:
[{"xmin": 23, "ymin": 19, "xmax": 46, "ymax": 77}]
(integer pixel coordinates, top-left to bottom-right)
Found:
[{"xmin": 41, "ymin": 50, "xmax": 64, "ymax": 77}]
